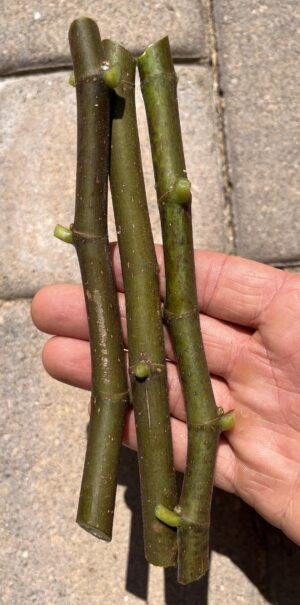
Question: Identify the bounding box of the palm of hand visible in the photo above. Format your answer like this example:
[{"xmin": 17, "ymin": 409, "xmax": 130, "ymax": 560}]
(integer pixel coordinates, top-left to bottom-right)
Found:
[
  {"xmin": 204, "ymin": 261, "xmax": 300, "ymax": 545},
  {"xmin": 31, "ymin": 248, "xmax": 300, "ymax": 545}
]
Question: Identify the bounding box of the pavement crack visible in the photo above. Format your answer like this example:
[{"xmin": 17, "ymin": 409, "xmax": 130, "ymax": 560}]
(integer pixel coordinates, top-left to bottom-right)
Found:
[{"xmin": 203, "ymin": 0, "xmax": 236, "ymax": 255}]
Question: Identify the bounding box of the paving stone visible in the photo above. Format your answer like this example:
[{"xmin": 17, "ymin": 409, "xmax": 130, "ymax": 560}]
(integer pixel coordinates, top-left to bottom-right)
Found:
[
  {"xmin": 209, "ymin": 552, "xmax": 264, "ymax": 604},
  {"xmin": 0, "ymin": 298, "xmax": 150, "ymax": 604},
  {"xmin": 0, "ymin": 0, "xmax": 208, "ymax": 75},
  {"xmin": 213, "ymin": 0, "xmax": 300, "ymax": 264},
  {"xmin": 0, "ymin": 66, "xmax": 226, "ymax": 299},
  {"xmin": 210, "ymin": 489, "xmax": 300, "ymax": 605},
  {"xmin": 283, "ymin": 265, "xmax": 300, "ymax": 273},
  {"xmin": 1, "ymin": 299, "xmax": 275, "ymax": 604}
]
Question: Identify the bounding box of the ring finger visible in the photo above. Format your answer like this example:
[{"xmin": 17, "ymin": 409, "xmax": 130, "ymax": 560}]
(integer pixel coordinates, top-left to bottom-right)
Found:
[{"xmin": 42, "ymin": 335, "xmax": 233, "ymax": 421}]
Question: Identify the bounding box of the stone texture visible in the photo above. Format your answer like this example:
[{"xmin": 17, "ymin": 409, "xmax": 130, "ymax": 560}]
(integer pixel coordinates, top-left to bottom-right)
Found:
[
  {"xmin": 0, "ymin": 298, "xmax": 149, "ymax": 604},
  {"xmin": 209, "ymin": 552, "xmax": 264, "ymax": 604},
  {"xmin": 0, "ymin": 0, "xmax": 208, "ymax": 75},
  {"xmin": 213, "ymin": 0, "xmax": 300, "ymax": 264},
  {"xmin": 283, "ymin": 265, "xmax": 300, "ymax": 273},
  {"xmin": 0, "ymin": 66, "xmax": 226, "ymax": 299},
  {"xmin": 2, "ymin": 298, "xmax": 289, "ymax": 604}
]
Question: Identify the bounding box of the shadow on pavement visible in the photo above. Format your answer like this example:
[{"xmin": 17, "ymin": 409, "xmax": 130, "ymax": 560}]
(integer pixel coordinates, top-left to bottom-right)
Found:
[
  {"xmin": 118, "ymin": 446, "xmax": 300, "ymax": 604},
  {"xmin": 211, "ymin": 488, "xmax": 300, "ymax": 605}
]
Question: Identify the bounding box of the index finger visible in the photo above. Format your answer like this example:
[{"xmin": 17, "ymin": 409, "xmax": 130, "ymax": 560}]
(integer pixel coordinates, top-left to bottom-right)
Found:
[{"xmin": 111, "ymin": 243, "xmax": 287, "ymax": 329}]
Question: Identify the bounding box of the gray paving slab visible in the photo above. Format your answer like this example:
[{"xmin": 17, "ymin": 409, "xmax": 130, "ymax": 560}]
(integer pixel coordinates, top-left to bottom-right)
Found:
[
  {"xmin": 283, "ymin": 265, "xmax": 300, "ymax": 273},
  {"xmin": 210, "ymin": 489, "xmax": 300, "ymax": 605},
  {"xmin": 1, "ymin": 298, "xmax": 276, "ymax": 604},
  {"xmin": 0, "ymin": 0, "xmax": 208, "ymax": 75},
  {"xmin": 213, "ymin": 0, "xmax": 300, "ymax": 264},
  {"xmin": 0, "ymin": 298, "xmax": 147, "ymax": 604},
  {"xmin": 0, "ymin": 66, "xmax": 226, "ymax": 299}
]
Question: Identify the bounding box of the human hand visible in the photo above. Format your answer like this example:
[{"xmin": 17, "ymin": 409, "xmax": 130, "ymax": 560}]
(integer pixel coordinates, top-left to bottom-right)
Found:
[{"xmin": 31, "ymin": 245, "xmax": 300, "ymax": 545}]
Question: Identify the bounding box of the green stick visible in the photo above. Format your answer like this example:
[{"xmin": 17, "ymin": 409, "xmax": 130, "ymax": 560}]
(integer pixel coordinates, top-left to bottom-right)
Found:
[
  {"xmin": 138, "ymin": 37, "xmax": 234, "ymax": 583},
  {"xmin": 55, "ymin": 17, "xmax": 129, "ymax": 541},
  {"xmin": 103, "ymin": 39, "xmax": 177, "ymax": 566}
]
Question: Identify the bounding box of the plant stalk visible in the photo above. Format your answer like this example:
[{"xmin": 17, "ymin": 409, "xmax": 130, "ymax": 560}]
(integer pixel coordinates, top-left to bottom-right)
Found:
[
  {"xmin": 103, "ymin": 39, "xmax": 177, "ymax": 566},
  {"xmin": 138, "ymin": 37, "xmax": 234, "ymax": 583},
  {"xmin": 62, "ymin": 17, "xmax": 129, "ymax": 541}
]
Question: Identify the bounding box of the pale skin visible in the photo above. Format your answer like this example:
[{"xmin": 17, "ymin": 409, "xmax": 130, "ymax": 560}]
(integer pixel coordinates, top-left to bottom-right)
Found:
[{"xmin": 31, "ymin": 245, "xmax": 300, "ymax": 546}]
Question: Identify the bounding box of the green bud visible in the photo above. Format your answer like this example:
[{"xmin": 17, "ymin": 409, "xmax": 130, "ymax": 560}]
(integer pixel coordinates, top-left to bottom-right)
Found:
[
  {"xmin": 219, "ymin": 410, "xmax": 235, "ymax": 431},
  {"xmin": 133, "ymin": 362, "xmax": 150, "ymax": 380},
  {"xmin": 103, "ymin": 63, "xmax": 121, "ymax": 89},
  {"xmin": 69, "ymin": 71, "xmax": 76, "ymax": 87},
  {"xmin": 155, "ymin": 504, "xmax": 182, "ymax": 528},
  {"xmin": 54, "ymin": 224, "xmax": 73, "ymax": 244}
]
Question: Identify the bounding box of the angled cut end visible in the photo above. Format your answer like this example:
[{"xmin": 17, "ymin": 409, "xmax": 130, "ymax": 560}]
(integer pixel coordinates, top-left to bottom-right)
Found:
[
  {"xmin": 77, "ymin": 519, "xmax": 112, "ymax": 542},
  {"xmin": 177, "ymin": 524, "xmax": 209, "ymax": 584},
  {"xmin": 137, "ymin": 36, "xmax": 173, "ymax": 81},
  {"xmin": 102, "ymin": 39, "xmax": 136, "ymax": 87}
]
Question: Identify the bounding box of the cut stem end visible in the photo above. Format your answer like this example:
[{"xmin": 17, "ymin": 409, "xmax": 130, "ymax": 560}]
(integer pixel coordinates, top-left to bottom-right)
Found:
[{"xmin": 76, "ymin": 518, "xmax": 112, "ymax": 542}]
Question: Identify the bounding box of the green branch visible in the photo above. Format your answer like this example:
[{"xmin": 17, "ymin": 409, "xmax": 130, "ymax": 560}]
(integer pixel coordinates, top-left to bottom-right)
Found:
[
  {"xmin": 67, "ymin": 17, "xmax": 129, "ymax": 542},
  {"xmin": 103, "ymin": 39, "xmax": 177, "ymax": 567},
  {"xmin": 138, "ymin": 36, "xmax": 234, "ymax": 583}
]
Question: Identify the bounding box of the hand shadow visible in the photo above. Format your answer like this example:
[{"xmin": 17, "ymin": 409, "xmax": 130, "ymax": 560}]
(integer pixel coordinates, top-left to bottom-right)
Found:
[
  {"xmin": 210, "ymin": 487, "xmax": 300, "ymax": 605},
  {"xmin": 118, "ymin": 446, "xmax": 300, "ymax": 604}
]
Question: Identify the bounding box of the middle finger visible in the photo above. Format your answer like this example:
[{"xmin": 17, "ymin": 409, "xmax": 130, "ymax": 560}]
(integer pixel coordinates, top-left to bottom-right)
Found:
[{"xmin": 34, "ymin": 284, "xmax": 253, "ymax": 380}]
